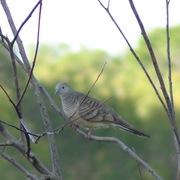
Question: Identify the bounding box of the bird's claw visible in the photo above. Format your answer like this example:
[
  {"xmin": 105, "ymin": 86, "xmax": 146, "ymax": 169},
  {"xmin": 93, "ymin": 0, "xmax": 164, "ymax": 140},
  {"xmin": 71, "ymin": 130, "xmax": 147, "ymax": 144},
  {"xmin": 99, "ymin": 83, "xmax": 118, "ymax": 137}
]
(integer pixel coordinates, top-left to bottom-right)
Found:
[
  {"xmin": 85, "ymin": 130, "xmax": 93, "ymax": 140},
  {"xmin": 70, "ymin": 124, "xmax": 79, "ymax": 130}
]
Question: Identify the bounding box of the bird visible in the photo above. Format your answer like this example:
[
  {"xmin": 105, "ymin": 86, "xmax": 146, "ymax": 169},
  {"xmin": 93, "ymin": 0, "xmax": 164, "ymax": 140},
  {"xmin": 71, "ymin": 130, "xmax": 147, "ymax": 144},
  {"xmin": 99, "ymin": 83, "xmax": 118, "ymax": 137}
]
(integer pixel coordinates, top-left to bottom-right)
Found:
[{"xmin": 55, "ymin": 82, "xmax": 150, "ymax": 138}]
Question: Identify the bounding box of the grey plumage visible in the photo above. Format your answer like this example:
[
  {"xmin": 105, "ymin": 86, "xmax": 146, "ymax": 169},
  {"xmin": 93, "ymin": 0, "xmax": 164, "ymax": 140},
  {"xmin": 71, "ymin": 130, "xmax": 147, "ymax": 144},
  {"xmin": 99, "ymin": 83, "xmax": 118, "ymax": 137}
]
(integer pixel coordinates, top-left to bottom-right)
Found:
[{"xmin": 55, "ymin": 82, "xmax": 149, "ymax": 138}]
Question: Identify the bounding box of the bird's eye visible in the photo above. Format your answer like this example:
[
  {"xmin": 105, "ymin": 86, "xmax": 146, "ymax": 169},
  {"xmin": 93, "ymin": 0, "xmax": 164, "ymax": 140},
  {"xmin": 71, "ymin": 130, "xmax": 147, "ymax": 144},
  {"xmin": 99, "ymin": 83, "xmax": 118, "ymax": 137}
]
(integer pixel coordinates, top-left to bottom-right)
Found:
[{"xmin": 62, "ymin": 86, "xmax": 65, "ymax": 89}]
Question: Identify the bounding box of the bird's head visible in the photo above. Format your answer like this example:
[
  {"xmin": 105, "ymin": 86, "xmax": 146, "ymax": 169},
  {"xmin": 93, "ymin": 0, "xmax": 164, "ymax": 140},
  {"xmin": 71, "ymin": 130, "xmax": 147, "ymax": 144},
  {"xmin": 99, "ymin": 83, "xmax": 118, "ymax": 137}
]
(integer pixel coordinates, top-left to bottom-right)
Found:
[{"xmin": 55, "ymin": 82, "xmax": 70, "ymax": 96}]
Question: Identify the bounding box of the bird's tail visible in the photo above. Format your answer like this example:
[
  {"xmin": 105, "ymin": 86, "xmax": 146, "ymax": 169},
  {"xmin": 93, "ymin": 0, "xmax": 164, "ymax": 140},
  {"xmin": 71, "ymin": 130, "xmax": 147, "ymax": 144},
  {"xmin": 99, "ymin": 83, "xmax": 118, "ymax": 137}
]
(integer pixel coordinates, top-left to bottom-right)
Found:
[{"xmin": 112, "ymin": 122, "xmax": 150, "ymax": 138}]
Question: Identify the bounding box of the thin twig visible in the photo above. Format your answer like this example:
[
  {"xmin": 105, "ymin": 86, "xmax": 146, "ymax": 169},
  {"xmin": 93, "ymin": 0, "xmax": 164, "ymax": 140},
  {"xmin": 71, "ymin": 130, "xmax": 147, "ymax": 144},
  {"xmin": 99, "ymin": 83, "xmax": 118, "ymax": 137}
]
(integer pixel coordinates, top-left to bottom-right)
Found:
[
  {"xmin": 10, "ymin": 46, "xmax": 22, "ymax": 114},
  {"xmin": 8, "ymin": 37, "xmax": 23, "ymax": 116},
  {"xmin": 165, "ymin": 0, "xmax": 174, "ymax": 109},
  {"xmin": 11, "ymin": 0, "xmax": 42, "ymax": 46},
  {"xmin": 107, "ymin": 0, "xmax": 110, "ymax": 9},
  {"xmin": 0, "ymin": 34, "xmax": 26, "ymax": 70},
  {"xmin": 98, "ymin": 0, "xmax": 169, "ymax": 116},
  {"xmin": 70, "ymin": 61, "xmax": 107, "ymax": 119},
  {"xmin": 17, "ymin": 1, "xmax": 42, "ymax": 107},
  {"xmin": 0, "ymin": 122, "xmax": 54, "ymax": 178},
  {"xmin": 132, "ymin": 147, "xmax": 143, "ymax": 180},
  {"xmin": 0, "ymin": 143, "xmax": 13, "ymax": 147},
  {"xmin": 0, "ymin": 84, "xmax": 17, "ymax": 109},
  {"xmin": 86, "ymin": 61, "xmax": 107, "ymax": 97},
  {"xmin": 166, "ymin": 1, "xmax": 180, "ymax": 178},
  {"xmin": 0, "ymin": 119, "xmax": 48, "ymax": 144},
  {"xmin": 0, "ymin": 119, "xmax": 39, "ymax": 138},
  {"xmin": 0, "ymin": 33, "xmax": 21, "ymax": 107}
]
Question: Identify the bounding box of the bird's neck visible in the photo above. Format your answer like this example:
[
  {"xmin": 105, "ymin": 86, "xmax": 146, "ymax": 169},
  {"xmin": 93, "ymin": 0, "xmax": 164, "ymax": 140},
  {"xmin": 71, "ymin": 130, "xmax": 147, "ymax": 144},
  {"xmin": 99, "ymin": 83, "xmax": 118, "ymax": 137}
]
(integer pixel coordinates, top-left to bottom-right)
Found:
[{"xmin": 61, "ymin": 90, "xmax": 78, "ymax": 109}]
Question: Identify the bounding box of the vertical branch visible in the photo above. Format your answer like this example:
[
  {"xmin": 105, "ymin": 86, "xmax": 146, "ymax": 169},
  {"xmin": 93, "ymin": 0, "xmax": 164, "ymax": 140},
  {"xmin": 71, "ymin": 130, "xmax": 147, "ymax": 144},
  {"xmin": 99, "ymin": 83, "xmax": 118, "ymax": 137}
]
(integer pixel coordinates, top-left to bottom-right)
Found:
[
  {"xmin": 1, "ymin": 0, "xmax": 62, "ymax": 179},
  {"xmin": 166, "ymin": 0, "xmax": 174, "ymax": 108},
  {"xmin": 128, "ymin": 0, "xmax": 180, "ymax": 147},
  {"xmin": 2, "ymin": 35, "xmax": 22, "ymax": 115},
  {"xmin": 98, "ymin": 0, "xmax": 180, "ymax": 177},
  {"xmin": 9, "ymin": 45, "xmax": 22, "ymax": 114},
  {"xmin": 174, "ymin": 133, "xmax": 180, "ymax": 180},
  {"xmin": 166, "ymin": 1, "xmax": 180, "ymax": 178},
  {"xmin": 1, "ymin": 0, "xmax": 42, "ymax": 146},
  {"xmin": 128, "ymin": 0, "xmax": 168, "ymax": 105}
]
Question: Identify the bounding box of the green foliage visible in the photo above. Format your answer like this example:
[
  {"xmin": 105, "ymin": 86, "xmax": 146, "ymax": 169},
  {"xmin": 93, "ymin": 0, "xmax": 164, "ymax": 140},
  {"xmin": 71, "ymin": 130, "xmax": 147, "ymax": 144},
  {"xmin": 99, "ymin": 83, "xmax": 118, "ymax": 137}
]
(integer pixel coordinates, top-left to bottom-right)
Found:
[{"xmin": 0, "ymin": 26, "xmax": 180, "ymax": 179}]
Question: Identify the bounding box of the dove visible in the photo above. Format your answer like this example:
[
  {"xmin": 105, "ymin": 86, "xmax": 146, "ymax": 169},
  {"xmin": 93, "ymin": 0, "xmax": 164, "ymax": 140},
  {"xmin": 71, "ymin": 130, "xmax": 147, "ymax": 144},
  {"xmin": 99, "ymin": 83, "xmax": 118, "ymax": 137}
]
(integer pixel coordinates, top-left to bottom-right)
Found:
[{"xmin": 55, "ymin": 82, "xmax": 150, "ymax": 138}]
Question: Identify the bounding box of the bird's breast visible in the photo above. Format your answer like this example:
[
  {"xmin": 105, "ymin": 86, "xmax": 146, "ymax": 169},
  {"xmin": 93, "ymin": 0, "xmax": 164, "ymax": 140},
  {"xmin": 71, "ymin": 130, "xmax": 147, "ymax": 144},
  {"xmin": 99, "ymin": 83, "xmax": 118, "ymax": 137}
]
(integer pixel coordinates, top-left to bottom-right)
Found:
[{"xmin": 62, "ymin": 101, "xmax": 80, "ymax": 120}]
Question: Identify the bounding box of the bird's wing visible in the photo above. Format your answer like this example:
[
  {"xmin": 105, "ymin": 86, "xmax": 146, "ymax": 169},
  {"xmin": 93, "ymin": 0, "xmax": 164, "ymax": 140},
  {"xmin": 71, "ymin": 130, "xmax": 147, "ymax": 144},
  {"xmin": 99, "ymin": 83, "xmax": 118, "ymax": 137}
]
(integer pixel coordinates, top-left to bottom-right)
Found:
[
  {"xmin": 77, "ymin": 93, "xmax": 149, "ymax": 137},
  {"xmin": 78, "ymin": 93, "xmax": 115, "ymax": 122},
  {"xmin": 78, "ymin": 93, "xmax": 133, "ymax": 127}
]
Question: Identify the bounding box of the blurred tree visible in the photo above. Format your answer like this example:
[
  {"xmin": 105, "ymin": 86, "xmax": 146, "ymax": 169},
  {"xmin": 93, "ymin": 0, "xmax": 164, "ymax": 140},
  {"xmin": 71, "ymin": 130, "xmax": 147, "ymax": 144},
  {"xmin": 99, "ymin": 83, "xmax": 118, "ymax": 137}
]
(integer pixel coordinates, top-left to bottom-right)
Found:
[{"xmin": 1, "ymin": 24, "xmax": 180, "ymax": 179}]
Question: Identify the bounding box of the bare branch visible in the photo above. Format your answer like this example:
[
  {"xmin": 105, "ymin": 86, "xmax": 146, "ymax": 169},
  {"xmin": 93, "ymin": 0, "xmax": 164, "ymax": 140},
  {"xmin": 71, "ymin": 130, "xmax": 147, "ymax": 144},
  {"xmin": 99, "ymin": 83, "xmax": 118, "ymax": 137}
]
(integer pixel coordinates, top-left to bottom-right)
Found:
[
  {"xmin": 0, "ymin": 34, "xmax": 25, "ymax": 69},
  {"xmin": 174, "ymin": 133, "xmax": 180, "ymax": 180},
  {"xmin": 0, "ymin": 151, "xmax": 38, "ymax": 180},
  {"xmin": 165, "ymin": 0, "xmax": 174, "ymax": 109},
  {"xmin": 1, "ymin": 1, "xmax": 62, "ymax": 178},
  {"xmin": 128, "ymin": 0, "xmax": 170, "ymax": 111},
  {"xmin": 166, "ymin": 1, "xmax": 180, "ymax": 178},
  {"xmin": 128, "ymin": 0, "xmax": 180, "ymax": 147},
  {"xmin": 97, "ymin": 0, "xmax": 169, "ymax": 117},
  {"xmin": 0, "ymin": 32, "xmax": 21, "ymax": 106},
  {"xmin": 0, "ymin": 122, "xmax": 54, "ymax": 178},
  {"xmin": 0, "ymin": 84, "xmax": 17, "ymax": 110},
  {"xmin": 10, "ymin": 46, "xmax": 22, "ymax": 114},
  {"xmin": 75, "ymin": 128, "xmax": 162, "ymax": 180},
  {"xmin": 132, "ymin": 147, "xmax": 143, "ymax": 180},
  {"xmin": 107, "ymin": 0, "xmax": 110, "ymax": 10},
  {"xmin": 0, "ymin": 142, "xmax": 13, "ymax": 147}
]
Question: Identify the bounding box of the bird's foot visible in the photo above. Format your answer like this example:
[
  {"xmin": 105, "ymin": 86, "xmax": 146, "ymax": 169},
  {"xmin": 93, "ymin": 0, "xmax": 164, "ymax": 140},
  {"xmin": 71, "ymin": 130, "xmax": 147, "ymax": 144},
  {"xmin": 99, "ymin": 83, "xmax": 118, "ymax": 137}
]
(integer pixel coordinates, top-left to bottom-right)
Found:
[
  {"xmin": 85, "ymin": 130, "xmax": 93, "ymax": 140},
  {"xmin": 70, "ymin": 124, "xmax": 79, "ymax": 130}
]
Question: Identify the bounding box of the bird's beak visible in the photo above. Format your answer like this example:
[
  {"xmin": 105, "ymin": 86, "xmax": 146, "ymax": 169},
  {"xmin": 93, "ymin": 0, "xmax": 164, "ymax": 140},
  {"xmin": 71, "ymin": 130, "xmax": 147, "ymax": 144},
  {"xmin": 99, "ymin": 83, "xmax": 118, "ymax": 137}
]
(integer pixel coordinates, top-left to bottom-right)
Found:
[{"xmin": 54, "ymin": 89, "xmax": 58, "ymax": 95}]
